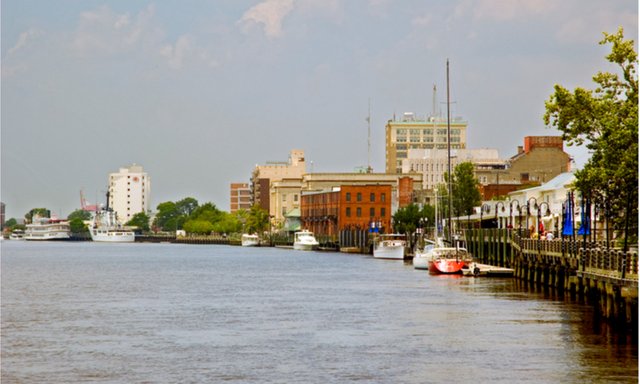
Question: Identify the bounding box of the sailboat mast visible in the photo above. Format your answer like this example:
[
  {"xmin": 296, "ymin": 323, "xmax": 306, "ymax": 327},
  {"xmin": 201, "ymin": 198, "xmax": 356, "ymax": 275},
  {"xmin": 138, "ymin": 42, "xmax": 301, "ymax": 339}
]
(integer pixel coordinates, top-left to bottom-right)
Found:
[
  {"xmin": 446, "ymin": 59, "xmax": 453, "ymax": 240},
  {"xmin": 367, "ymin": 98, "xmax": 371, "ymax": 172}
]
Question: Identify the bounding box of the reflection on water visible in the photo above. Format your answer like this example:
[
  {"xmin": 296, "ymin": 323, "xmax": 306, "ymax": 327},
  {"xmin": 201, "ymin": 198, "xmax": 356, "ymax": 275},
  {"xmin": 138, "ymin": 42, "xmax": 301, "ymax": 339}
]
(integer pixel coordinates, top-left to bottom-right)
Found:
[{"xmin": 2, "ymin": 241, "xmax": 637, "ymax": 383}]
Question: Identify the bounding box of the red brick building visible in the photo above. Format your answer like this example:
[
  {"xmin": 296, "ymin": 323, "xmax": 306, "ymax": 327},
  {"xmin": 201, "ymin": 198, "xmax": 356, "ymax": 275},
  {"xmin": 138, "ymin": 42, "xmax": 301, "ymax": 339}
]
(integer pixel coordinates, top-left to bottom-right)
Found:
[{"xmin": 301, "ymin": 185, "xmax": 392, "ymax": 237}]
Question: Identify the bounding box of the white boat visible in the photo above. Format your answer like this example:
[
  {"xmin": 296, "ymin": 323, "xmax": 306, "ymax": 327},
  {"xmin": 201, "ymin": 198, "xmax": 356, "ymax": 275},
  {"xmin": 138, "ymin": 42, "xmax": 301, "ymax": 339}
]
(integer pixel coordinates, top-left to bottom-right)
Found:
[
  {"xmin": 241, "ymin": 233, "xmax": 260, "ymax": 247},
  {"xmin": 89, "ymin": 210, "xmax": 135, "ymax": 243},
  {"xmin": 293, "ymin": 230, "xmax": 319, "ymax": 251},
  {"xmin": 373, "ymin": 234, "xmax": 406, "ymax": 259},
  {"xmin": 25, "ymin": 218, "xmax": 71, "ymax": 241},
  {"xmin": 412, "ymin": 238, "xmax": 444, "ymax": 269},
  {"xmin": 9, "ymin": 229, "xmax": 25, "ymax": 240}
]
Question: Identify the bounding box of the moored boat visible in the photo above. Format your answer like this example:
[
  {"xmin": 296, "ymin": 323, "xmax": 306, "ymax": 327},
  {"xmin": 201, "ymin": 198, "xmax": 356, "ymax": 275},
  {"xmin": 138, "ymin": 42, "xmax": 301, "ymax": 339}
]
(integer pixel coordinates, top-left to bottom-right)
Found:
[
  {"xmin": 293, "ymin": 230, "xmax": 319, "ymax": 251},
  {"xmin": 241, "ymin": 233, "xmax": 260, "ymax": 247},
  {"xmin": 427, "ymin": 246, "xmax": 472, "ymax": 274},
  {"xmin": 89, "ymin": 209, "xmax": 135, "ymax": 243},
  {"xmin": 373, "ymin": 234, "xmax": 406, "ymax": 259},
  {"xmin": 9, "ymin": 229, "xmax": 26, "ymax": 240},
  {"xmin": 25, "ymin": 218, "xmax": 71, "ymax": 241}
]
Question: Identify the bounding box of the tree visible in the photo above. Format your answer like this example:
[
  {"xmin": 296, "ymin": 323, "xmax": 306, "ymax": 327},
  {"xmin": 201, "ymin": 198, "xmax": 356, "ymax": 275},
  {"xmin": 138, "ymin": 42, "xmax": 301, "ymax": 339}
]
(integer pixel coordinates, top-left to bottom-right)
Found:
[
  {"xmin": 544, "ymin": 27, "xmax": 638, "ymax": 245},
  {"xmin": 25, "ymin": 208, "xmax": 50, "ymax": 223},
  {"xmin": 126, "ymin": 212, "xmax": 150, "ymax": 232},
  {"xmin": 183, "ymin": 219, "xmax": 214, "ymax": 235},
  {"xmin": 212, "ymin": 211, "xmax": 242, "ymax": 234},
  {"xmin": 450, "ymin": 162, "xmax": 482, "ymax": 217},
  {"xmin": 3, "ymin": 218, "xmax": 17, "ymax": 229},
  {"xmin": 69, "ymin": 218, "xmax": 88, "ymax": 233},
  {"xmin": 67, "ymin": 209, "xmax": 92, "ymax": 221},
  {"xmin": 176, "ymin": 197, "xmax": 199, "ymax": 216},
  {"xmin": 153, "ymin": 201, "xmax": 183, "ymax": 231},
  {"xmin": 244, "ymin": 205, "xmax": 270, "ymax": 234}
]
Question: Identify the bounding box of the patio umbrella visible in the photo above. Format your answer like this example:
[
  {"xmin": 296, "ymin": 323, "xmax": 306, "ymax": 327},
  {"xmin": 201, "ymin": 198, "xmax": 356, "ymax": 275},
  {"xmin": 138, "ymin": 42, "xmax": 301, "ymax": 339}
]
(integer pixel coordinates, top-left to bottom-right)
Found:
[
  {"xmin": 578, "ymin": 197, "xmax": 591, "ymax": 235},
  {"xmin": 562, "ymin": 192, "xmax": 574, "ymax": 236}
]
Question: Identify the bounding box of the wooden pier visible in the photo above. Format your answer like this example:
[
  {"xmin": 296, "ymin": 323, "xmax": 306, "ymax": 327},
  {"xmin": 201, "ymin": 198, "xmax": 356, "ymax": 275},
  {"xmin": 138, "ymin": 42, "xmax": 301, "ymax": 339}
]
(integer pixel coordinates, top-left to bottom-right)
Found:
[{"xmin": 465, "ymin": 228, "xmax": 638, "ymax": 328}]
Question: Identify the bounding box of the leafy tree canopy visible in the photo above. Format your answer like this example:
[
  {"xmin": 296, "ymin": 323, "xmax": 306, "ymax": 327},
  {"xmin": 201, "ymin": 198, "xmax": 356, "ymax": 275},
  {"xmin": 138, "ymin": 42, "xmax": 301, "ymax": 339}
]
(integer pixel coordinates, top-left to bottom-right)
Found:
[
  {"xmin": 392, "ymin": 203, "xmax": 432, "ymax": 235},
  {"xmin": 126, "ymin": 212, "xmax": 150, "ymax": 232},
  {"xmin": 543, "ymin": 27, "xmax": 638, "ymax": 239},
  {"xmin": 67, "ymin": 209, "xmax": 92, "ymax": 221},
  {"xmin": 69, "ymin": 218, "xmax": 88, "ymax": 233}
]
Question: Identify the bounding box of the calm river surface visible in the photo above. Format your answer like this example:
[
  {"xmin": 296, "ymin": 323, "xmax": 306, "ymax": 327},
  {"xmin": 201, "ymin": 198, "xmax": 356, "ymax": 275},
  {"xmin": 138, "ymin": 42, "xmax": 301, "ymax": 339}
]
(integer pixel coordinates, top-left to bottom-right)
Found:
[{"xmin": 1, "ymin": 241, "xmax": 637, "ymax": 383}]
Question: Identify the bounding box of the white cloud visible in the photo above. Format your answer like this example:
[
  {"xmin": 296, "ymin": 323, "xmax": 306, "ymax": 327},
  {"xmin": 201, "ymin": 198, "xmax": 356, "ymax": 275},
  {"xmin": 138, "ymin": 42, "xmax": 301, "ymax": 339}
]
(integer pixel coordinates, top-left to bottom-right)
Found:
[
  {"xmin": 453, "ymin": 0, "xmax": 557, "ymax": 22},
  {"xmin": 71, "ymin": 4, "xmax": 158, "ymax": 56},
  {"xmin": 160, "ymin": 35, "xmax": 193, "ymax": 70},
  {"xmin": 238, "ymin": 0, "xmax": 295, "ymax": 39},
  {"xmin": 8, "ymin": 28, "xmax": 42, "ymax": 55}
]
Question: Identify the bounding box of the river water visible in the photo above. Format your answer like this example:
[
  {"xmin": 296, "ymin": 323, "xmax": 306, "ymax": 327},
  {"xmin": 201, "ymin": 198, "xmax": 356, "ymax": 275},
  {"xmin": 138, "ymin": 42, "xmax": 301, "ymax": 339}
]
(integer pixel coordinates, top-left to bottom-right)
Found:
[{"xmin": 1, "ymin": 241, "xmax": 637, "ymax": 383}]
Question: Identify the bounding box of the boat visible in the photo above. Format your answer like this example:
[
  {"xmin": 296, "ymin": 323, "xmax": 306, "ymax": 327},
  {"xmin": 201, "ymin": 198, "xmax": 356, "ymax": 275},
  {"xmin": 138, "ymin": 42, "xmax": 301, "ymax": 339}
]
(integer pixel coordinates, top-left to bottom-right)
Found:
[
  {"xmin": 462, "ymin": 262, "xmax": 515, "ymax": 277},
  {"xmin": 241, "ymin": 233, "xmax": 260, "ymax": 247},
  {"xmin": 89, "ymin": 209, "xmax": 135, "ymax": 243},
  {"xmin": 293, "ymin": 230, "xmax": 319, "ymax": 251},
  {"xmin": 373, "ymin": 234, "xmax": 406, "ymax": 259},
  {"xmin": 25, "ymin": 218, "xmax": 71, "ymax": 240},
  {"xmin": 413, "ymin": 238, "xmax": 445, "ymax": 269},
  {"xmin": 427, "ymin": 244, "xmax": 473, "ymax": 274},
  {"xmin": 426, "ymin": 60, "xmax": 473, "ymax": 274},
  {"xmin": 9, "ymin": 229, "xmax": 25, "ymax": 240}
]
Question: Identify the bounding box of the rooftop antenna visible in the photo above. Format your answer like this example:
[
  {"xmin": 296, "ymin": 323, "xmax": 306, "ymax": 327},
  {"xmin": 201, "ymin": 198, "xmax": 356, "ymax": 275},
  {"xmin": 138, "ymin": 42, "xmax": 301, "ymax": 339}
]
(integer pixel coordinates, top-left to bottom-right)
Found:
[
  {"xmin": 367, "ymin": 98, "xmax": 372, "ymax": 173},
  {"xmin": 431, "ymin": 84, "xmax": 437, "ymax": 119}
]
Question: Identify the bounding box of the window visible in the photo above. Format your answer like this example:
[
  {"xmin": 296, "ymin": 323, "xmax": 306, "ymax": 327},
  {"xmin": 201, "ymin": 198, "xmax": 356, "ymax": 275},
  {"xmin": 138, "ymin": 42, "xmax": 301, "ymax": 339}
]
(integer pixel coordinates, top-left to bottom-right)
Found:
[
  {"xmin": 346, "ymin": 207, "xmax": 351, "ymax": 217},
  {"xmin": 381, "ymin": 193, "xmax": 386, "ymax": 202},
  {"xmin": 282, "ymin": 194, "xmax": 287, "ymax": 202},
  {"xmin": 370, "ymin": 207, "xmax": 375, "ymax": 217},
  {"xmin": 381, "ymin": 208, "xmax": 386, "ymax": 217},
  {"xmin": 294, "ymin": 194, "xmax": 298, "ymax": 202},
  {"xmin": 370, "ymin": 193, "xmax": 375, "ymax": 202},
  {"xmin": 356, "ymin": 207, "xmax": 362, "ymax": 217},
  {"xmin": 357, "ymin": 192, "xmax": 362, "ymax": 202},
  {"xmin": 397, "ymin": 129, "xmax": 407, "ymax": 135},
  {"xmin": 346, "ymin": 192, "xmax": 351, "ymax": 202}
]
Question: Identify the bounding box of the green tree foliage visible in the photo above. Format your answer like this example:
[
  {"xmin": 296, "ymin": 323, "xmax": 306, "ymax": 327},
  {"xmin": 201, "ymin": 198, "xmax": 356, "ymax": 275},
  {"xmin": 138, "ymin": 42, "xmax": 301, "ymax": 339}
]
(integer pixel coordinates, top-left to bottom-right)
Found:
[
  {"xmin": 67, "ymin": 209, "xmax": 92, "ymax": 221},
  {"xmin": 244, "ymin": 205, "xmax": 270, "ymax": 234},
  {"xmin": 451, "ymin": 162, "xmax": 482, "ymax": 217},
  {"xmin": 183, "ymin": 219, "xmax": 214, "ymax": 235},
  {"xmin": 153, "ymin": 201, "xmax": 186, "ymax": 231},
  {"xmin": 176, "ymin": 197, "xmax": 199, "ymax": 216},
  {"xmin": 25, "ymin": 208, "xmax": 50, "ymax": 223},
  {"xmin": 544, "ymin": 27, "xmax": 638, "ymax": 242},
  {"xmin": 126, "ymin": 212, "xmax": 150, "ymax": 232},
  {"xmin": 4, "ymin": 218, "xmax": 18, "ymax": 229},
  {"xmin": 69, "ymin": 218, "xmax": 88, "ymax": 233},
  {"xmin": 392, "ymin": 203, "xmax": 432, "ymax": 235},
  {"xmin": 212, "ymin": 211, "xmax": 242, "ymax": 234}
]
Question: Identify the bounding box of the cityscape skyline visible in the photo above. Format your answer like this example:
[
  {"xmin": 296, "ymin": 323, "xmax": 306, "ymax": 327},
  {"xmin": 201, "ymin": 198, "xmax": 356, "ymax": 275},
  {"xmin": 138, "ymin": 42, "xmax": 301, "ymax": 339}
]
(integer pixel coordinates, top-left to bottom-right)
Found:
[{"xmin": 2, "ymin": 1, "xmax": 637, "ymax": 219}]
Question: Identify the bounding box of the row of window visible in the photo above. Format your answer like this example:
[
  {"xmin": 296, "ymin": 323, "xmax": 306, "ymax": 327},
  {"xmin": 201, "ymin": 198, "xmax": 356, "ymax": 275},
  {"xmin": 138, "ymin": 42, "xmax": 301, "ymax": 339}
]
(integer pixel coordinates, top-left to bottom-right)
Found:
[
  {"xmin": 345, "ymin": 207, "xmax": 386, "ymax": 218},
  {"xmin": 396, "ymin": 129, "xmax": 462, "ymax": 135},
  {"xmin": 345, "ymin": 192, "xmax": 386, "ymax": 203}
]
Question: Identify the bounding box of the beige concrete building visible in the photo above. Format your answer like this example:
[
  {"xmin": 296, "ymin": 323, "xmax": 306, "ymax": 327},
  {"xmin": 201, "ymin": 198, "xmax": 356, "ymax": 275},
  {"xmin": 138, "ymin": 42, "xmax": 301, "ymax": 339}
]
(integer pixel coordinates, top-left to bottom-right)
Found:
[
  {"xmin": 251, "ymin": 149, "xmax": 306, "ymax": 222},
  {"xmin": 386, "ymin": 112, "xmax": 467, "ymax": 174},
  {"xmin": 108, "ymin": 164, "xmax": 150, "ymax": 223}
]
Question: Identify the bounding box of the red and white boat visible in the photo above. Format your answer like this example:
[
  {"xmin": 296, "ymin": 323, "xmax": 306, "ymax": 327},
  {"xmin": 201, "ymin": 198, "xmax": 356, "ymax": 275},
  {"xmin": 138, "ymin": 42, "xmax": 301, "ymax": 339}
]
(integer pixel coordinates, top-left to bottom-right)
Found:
[{"xmin": 428, "ymin": 246, "xmax": 472, "ymax": 274}]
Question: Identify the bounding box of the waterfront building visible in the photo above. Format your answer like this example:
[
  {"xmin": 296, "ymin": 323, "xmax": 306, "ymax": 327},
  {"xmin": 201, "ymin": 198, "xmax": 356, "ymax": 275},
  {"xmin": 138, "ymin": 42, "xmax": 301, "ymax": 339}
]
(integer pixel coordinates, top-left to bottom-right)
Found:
[
  {"xmin": 229, "ymin": 183, "xmax": 252, "ymax": 213},
  {"xmin": 385, "ymin": 112, "xmax": 468, "ymax": 174},
  {"xmin": 108, "ymin": 164, "xmax": 150, "ymax": 223},
  {"xmin": 301, "ymin": 184, "xmax": 393, "ymax": 237},
  {"xmin": 251, "ymin": 149, "xmax": 306, "ymax": 221},
  {"xmin": 0, "ymin": 202, "xmax": 5, "ymax": 228}
]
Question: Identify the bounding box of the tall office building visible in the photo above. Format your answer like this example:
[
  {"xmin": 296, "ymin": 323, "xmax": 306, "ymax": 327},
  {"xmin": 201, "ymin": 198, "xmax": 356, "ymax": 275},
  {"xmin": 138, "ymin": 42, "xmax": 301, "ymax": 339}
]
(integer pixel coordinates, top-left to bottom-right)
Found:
[
  {"xmin": 108, "ymin": 164, "xmax": 151, "ymax": 223},
  {"xmin": 386, "ymin": 112, "xmax": 467, "ymax": 174},
  {"xmin": 230, "ymin": 183, "xmax": 252, "ymax": 213}
]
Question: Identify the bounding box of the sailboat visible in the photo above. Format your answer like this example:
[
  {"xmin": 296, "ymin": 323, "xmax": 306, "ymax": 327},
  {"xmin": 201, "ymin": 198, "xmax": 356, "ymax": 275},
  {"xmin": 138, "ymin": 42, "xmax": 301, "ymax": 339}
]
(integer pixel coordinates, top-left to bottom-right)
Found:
[{"xmin": 427, "ymin": 60, "xmax": 473, "ymax": 274}]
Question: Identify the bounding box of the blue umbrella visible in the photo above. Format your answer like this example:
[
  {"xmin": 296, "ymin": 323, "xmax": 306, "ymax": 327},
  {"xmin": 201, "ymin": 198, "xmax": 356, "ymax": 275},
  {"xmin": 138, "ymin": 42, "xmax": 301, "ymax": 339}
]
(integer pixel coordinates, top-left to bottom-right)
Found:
[
  {"xmin": 562, "ymin": 192, "xmax": 574, "ymax": 236},
  {"xmin": 578, "ymin": 197, "xmax": 591, "ymax": 235}
]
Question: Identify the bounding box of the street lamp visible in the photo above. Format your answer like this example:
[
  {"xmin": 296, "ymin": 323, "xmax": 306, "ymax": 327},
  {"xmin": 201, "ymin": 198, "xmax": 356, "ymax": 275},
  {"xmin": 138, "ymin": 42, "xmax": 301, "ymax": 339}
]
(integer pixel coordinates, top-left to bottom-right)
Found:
[
  {"xmin": 495, "ymin": 202, "xmax": 506, "ymax": 229},
  {"xmin": 480, "ymin": 203, "xmax": 491, "ymax": 229},
  {"xmin": 526, "ymin": 197, "xmax": 538, "ymax": 237},
  {"xmin": 537, "ymin": 202, "xmax": 551, "ymax": 248},
  {"xmin": 509, "ymin": 200, "xmax": 521, "ymax": 229}
]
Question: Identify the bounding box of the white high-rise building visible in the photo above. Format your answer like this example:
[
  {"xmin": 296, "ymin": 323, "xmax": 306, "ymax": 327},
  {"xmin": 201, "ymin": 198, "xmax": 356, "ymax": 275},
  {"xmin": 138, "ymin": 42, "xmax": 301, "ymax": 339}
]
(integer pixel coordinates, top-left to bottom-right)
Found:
[{"xmin": 108, "ymin": 164, "xmax": 151, "ymax": 223}]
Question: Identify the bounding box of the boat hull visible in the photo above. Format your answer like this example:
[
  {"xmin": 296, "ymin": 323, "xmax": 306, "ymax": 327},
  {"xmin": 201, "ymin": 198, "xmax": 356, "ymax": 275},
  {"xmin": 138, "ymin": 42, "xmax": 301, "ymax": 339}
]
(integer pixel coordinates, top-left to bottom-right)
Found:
[
  {"xmin": 89, "ymin": 229, "xmax": 135, "ymax": 243},
  {"xmin": 412, "ymin": 255, "xmax": 430, "ymax": 269},
  {"xmin": 293, "ymin": 242, "xmax": 318, "ymax": 251},
  {"xmin": 428, "ymin": 258, "xmax": 467, "ymax": 274},
  {"xmin": 373, "ymin": 245, "xmax": 405, "ymax": 259},
  {"xmin": 241, "ymin": 235, "xmax": 260, "ymax": 247}
]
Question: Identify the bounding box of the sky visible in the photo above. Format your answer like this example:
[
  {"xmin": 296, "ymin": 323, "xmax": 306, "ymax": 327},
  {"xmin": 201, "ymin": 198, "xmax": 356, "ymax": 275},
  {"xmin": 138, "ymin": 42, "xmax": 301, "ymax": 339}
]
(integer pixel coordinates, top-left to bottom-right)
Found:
[{"xmin": 1, "ymin": 0, "xmax": 637, "ymax": 219}]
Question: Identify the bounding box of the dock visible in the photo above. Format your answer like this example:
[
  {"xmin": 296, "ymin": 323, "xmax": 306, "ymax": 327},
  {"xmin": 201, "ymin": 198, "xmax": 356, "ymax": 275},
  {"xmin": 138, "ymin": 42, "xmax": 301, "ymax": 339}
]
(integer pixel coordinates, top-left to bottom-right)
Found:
[{"xmin": 462, "ymin": 262, "xmax": 514, "ymax": 277}]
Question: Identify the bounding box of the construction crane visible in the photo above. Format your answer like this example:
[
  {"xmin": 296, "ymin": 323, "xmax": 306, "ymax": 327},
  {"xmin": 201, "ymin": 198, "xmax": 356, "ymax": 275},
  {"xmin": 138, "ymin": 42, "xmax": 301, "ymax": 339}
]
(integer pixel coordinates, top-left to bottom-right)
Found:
[{"xmin": 80, "ymin": 189, "xmax": 98, "ymax": 212}]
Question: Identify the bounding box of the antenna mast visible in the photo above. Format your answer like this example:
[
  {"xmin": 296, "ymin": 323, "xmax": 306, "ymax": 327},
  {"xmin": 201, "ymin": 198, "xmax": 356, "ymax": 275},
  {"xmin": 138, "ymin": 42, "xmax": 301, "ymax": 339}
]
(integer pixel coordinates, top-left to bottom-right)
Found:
[
  {"xmin": 432, "ymin": 84, "xmax": 437, "ymax": 118},
  {"xmin": 446, "ymin": 59, "xmax": 453, "ymax": 241},
  {"xmin": 367, "ymin": 98, "xmax": 372, "ymax": 173}
]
